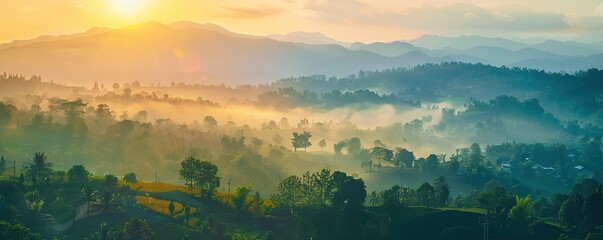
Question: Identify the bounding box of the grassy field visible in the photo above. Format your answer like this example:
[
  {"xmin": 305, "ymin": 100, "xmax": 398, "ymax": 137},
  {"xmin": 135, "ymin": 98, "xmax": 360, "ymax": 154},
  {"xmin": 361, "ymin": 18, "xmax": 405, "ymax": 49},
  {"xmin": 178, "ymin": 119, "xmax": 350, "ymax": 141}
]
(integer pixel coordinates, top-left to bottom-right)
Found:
[
  {"xmin": 134, "ymin": 195, "xmax": 197, "ymax": 218},
  {"xmin": 120, "ymin": 180, "xmax": 199, "ymax": 195}
]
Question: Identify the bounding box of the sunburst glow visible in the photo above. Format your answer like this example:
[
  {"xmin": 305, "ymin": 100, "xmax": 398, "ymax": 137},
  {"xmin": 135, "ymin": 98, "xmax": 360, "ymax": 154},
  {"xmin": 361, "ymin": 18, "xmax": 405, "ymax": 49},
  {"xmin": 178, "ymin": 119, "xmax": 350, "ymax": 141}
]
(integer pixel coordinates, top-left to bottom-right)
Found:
[{"xmin": 111, "ymin": 0, "xmax": 146, "ymax": 15}]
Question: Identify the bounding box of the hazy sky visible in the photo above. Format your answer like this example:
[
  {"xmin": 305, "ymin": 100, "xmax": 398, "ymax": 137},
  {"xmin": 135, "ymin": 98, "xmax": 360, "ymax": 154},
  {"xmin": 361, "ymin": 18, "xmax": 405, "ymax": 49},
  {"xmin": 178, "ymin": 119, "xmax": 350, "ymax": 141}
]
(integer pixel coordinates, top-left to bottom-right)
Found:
[{"xmin": 2, "ymin": 0, "xmax": 603, "ymax": 43}]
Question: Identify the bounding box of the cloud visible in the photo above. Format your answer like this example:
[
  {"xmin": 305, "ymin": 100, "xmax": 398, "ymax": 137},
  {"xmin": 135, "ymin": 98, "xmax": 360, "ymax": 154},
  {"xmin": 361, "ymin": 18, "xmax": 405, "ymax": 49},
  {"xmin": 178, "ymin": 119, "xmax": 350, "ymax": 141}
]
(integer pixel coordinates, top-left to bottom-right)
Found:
[
  {"xmin": 304, "ymin": 0, "xmax": 370, "ymax": 22},
  {"xmin": 222, "ymin": 5, "xmax": 284, "ymax": 19},
  {"xmin": 303, "ymin": 2, "xmax": 573, "ymax": 37}
]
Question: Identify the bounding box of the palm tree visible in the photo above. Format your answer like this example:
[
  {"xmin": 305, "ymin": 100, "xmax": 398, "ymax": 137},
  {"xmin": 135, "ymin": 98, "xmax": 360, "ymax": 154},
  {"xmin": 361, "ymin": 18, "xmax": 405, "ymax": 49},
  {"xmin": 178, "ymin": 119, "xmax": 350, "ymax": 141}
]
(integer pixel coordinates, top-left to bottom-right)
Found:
[
  {"xmin": 24, "ymin": 195, "xmax": 55, "ymax": 232},
  {"xmin": 91, "ymin": 191, "xmax": 123, "ymax": 216},
  {"xmin": 80, "ymin": 186, "xmax": 98, "ymax": 215},
  {"xmin": 25, "ymin": 152, "xmax": 52, "ymax": 183}
]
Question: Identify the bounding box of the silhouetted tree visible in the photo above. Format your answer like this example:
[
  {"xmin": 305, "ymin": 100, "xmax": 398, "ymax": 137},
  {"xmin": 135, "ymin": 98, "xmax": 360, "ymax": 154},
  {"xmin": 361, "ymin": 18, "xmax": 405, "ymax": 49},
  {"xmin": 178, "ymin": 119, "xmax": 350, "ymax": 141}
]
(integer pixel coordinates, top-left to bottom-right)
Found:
[
  {"xmin": 291, "ymin": 131, "xmax": 312, "ymax": 152},
  {"xmin": 104, "ymin": 174, "xmax": 118, "ymax": 188},
  {"xmin": 68, "ymin": 165, "xmax": 89, "ymax": 183},
  {"xmin": 25, "ymin": 152, "xmax": 52, "ymax": 184},
  {"xmin": 318, "ymin": 139, "xmax": 326, "ymax": 151},
  {"xmin": 434, "ymin": 176, "xmax": 450, "ymax": 207},
  {"xmin": 123, "ymin": 172, "xmax": 137, "ymax": 184},
  {"xmin": 394, "ymin": 148, "xmax": 415, "ymax": 168}
]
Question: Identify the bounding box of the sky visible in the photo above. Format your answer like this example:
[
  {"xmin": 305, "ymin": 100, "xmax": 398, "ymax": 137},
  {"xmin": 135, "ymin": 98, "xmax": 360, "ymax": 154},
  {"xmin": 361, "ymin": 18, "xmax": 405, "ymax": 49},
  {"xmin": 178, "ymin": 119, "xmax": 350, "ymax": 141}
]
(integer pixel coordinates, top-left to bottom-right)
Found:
[{"xmin": 1, "ymin": 0, "xmax": 603, "ymax": 44}]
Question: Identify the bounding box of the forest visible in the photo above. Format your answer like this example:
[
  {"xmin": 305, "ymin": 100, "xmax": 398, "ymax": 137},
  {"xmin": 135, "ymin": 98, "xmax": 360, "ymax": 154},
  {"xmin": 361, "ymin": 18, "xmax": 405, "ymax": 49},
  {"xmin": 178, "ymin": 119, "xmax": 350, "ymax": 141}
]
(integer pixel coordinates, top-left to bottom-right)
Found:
[{"xmin": 1, "ymin": 62, "xmax": 602, "ymax": 239}]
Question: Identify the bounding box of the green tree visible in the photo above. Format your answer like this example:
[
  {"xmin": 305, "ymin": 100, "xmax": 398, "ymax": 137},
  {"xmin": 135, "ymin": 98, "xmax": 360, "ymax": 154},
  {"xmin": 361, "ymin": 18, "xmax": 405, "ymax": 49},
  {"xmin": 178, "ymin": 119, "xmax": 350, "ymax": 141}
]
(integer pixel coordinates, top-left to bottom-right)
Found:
[
  {"xmin": 0, "ymin": 102, "xmax": 17, "ymax": 133},
  {"xmin": 271, "ymin": 175, "xmax": 303, "ymax": 210},
  {"xmin": 347, "ymin": 137, "xmax": 362, "ymax": 156},
  {"xmin": 291, "ymin": 131, "xmax": 312, "ymax": 152},
  {"xmin": 370, "ymin": 147, "xmax": 393, "ymax": 171},
  {"xmin": 203, "ymin": 115, "xmax": 218, "ymax": 128},
  {"xmin": 232, "ymin": 186, "xmax": 252, "ymax": 214},
  {"xmin": 318, "ymin": 139, "xmax": 326, "ymax": 151},
  {"xmin": 104, "ymin": 174, "xmax": 118, "ymax": 188},
  {"xmin": 168, "ymin": 200, "xmax": 175, "ymax": 216},
  {"xmin": 417, "ymin": 183, "xmax": 435, "ymax": 206},
  {"xmin": 477, "ymin": 185, "xmax": 516, "ymax": 238},
  {"xmin": 25, "ymin": 152, "xmax": 52, "ymax": 184},
  {"xmin": 123, "ymin": 218, "xmax": 153, "ymax": 240},
  {"xmin": 179, "ymin": 156, "xmax": 202, "ymax": 194},
  {"xmin": 434, "ymin": 176, "xmax": 450, "ymax": 207},
  {"xmin": 80, "ymin": 186, "xmax": 98, "ymax": 214},
  {"xmin": 123, "ymin": 172, "xmax": 137, "ymax": 184},
  {"xmin": 394, "ymin": 148, "xmax": 415, "ymax": 168},
  {"xmin": 509, "ymin": 195, "xmax": 534, "ymax": 237},
  {"xmin": 250, "ymin": 192, "xmax": 264, "ymax": 216},
  {"xmin": 68, "ymin": 165, "xmax": 90, "ymax": 183},
  {"xmin": 197, "ymin": 160, "xmax": 220, "ymax": 199},
  {"xmin": 422, "ymin": 154, "xmax": 439, "ymax": 172},
  {"xmin": 0, "ymin": 221, "xmax": 40, "ymax": 240}
]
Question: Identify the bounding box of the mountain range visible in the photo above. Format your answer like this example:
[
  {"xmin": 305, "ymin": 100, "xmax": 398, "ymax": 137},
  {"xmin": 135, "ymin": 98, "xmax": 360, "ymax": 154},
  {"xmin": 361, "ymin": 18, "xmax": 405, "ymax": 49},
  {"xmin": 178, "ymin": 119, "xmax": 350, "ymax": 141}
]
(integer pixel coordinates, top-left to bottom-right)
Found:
[{"xmin": 1, "ymin": 21, "xmax": 602, "ymax": 86}]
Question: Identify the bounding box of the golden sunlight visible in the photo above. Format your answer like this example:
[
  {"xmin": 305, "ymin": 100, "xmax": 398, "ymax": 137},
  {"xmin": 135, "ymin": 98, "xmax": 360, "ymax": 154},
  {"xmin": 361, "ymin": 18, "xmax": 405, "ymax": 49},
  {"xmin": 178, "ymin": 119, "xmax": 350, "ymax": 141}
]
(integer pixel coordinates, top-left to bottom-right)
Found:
[{"xmin": 111, "ymin": 0, "xmax": 146, "ymax": 15}]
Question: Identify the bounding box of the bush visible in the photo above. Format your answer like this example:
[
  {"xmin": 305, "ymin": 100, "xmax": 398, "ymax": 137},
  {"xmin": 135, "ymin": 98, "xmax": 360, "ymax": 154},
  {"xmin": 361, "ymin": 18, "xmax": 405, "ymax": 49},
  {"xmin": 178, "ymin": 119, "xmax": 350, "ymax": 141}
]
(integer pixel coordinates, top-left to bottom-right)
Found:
[{"xmin": 123, "ymin": 172, "xmax": 137, "ymax": 183}]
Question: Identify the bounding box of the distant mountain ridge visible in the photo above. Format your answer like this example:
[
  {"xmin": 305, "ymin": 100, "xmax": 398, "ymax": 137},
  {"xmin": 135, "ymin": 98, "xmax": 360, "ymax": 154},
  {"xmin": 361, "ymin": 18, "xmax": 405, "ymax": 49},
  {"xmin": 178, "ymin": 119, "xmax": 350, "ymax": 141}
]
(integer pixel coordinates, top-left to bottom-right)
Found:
[
  {"xmin": 267, "ymin": 31, "xmax": 349, "ymax": 47},
  {"xmin": 0, "ymin": 21, "xmax": 602, "ymax": 86}
]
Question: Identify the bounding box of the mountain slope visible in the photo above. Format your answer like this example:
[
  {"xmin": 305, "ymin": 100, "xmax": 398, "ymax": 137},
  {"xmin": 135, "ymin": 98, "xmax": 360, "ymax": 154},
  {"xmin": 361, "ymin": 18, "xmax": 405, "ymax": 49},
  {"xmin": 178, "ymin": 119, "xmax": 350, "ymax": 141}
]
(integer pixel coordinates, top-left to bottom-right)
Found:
[{"xmin": 0, "ymin": 22, "xmax": 442, "ymax": 86}]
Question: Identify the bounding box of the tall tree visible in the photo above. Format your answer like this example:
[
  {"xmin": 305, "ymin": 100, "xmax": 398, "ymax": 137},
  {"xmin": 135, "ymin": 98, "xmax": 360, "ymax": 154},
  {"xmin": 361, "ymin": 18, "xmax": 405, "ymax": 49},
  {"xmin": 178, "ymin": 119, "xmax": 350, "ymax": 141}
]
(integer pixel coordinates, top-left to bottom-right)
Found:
[
  {"xmin": 318, "ymin": 139, "xmax": 326, "ymax": 151},
  {"xmin": 434, "ymin": 176, "xmax": 450, "ymax": 207},
  {"xmin": 417, "ymin": 183, "xmax": 435, "ymax": 206},
  {"xmin": 197, "ymin": 160, "xmax": 220, "ymax": 199},
  {"xmin": 180, "ymin": 156, "xmax": 201, "ymax": 194},
  {"xmin": 80, "ymin": 186, "xmax": 98, "ymax": 215},
  {"xmin": 370, "ymin": 147, "xmax": 393, "ymax": 171},
  {"xmin": 203, "ymin": 115, "xmax": 218, "ymax": 129},
  {"xmin": 394, "ymin": 148, "xmax": 415, "ymax": 168},
  {"xmin": 0, "ymin": 102, "xmax": 17, "ymax": 133},
  {"xmin": 25, "ymin": 152, "xmax": 52, "ymax": 184},
  {"xmin": 271, "ymin": 175, "xmax": 303, "ymax": 210},
  {"xmin": 291, "ymin": 131, "xmax": 312, "ymax": 152},
  {"xmin": 68, "ymin": 165, "xmax": 90, "ymax": 183}
]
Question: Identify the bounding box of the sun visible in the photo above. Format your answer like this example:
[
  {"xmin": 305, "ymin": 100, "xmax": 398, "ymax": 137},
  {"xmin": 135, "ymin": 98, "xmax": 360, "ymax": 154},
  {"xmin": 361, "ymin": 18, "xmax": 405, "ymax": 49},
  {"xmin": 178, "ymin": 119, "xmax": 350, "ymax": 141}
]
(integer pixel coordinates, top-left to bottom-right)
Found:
[{"xmin": 111, "ymin": 0, "xmax": 146, "ymax": 15}]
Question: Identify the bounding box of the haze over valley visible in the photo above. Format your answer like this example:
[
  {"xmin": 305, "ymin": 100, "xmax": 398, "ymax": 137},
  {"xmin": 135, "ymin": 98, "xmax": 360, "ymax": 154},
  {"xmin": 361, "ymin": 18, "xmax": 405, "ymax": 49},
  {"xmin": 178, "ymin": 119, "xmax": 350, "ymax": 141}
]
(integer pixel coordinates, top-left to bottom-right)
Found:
[{"xmin": 1, "ymin": 1, "xmax": 603, "ymax": 239}]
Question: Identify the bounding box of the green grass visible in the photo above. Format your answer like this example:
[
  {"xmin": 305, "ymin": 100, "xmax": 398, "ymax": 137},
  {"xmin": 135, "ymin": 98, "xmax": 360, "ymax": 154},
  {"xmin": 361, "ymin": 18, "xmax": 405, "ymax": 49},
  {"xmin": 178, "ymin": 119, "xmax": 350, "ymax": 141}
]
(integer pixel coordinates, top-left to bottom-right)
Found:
[{"xmin": 437, "ymin": 207, "xmax": 486, "ymax": 214}]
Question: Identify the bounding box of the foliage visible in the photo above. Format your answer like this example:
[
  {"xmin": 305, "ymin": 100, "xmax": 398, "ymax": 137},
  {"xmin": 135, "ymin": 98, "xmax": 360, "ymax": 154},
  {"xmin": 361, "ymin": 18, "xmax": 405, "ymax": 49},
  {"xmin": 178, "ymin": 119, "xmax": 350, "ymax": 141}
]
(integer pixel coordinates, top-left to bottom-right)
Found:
[
  {"xmin": 25, "ymin": 152, "xmax": 52, "ymax": 184},
  {"xmin": 231, "ymin": 185, "xmax": 252, "ymax": 214},
  {"xmin": 104, "ymin": 174, "xmax": 118, "ymax": 187},
  {"xmin": 0, "ymin": 220, "xmax": 40, "ymax": 240},
  {"xmin": 291, "ymin": 131, "xmax": 312, "ymax": 152},
  {"xmin": 178, "ymin": 156, "xmax": 220, "ymax": 198},
  {"xmin": 123, "ymin": 218, "xmax": 153, "ymax": 240},
  {"xmin": 123, "ymin": 172, "xmax": 137, "ymax": 183},
  {"xmin": 68, "ymin": 164, "xmax": 90, "ymax": 183}
]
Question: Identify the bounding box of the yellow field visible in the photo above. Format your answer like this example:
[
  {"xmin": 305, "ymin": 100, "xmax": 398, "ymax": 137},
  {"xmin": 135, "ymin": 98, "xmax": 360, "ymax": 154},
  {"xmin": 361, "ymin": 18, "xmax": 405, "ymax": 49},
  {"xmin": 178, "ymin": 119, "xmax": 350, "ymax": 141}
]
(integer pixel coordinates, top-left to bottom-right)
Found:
[
  {"xmin": 120, "ymin": 180, "xmax": 199, "ymax": 195},
  {"xmin": 134, "ymin": 195, "xmax": 197, "ymax": 218}
]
